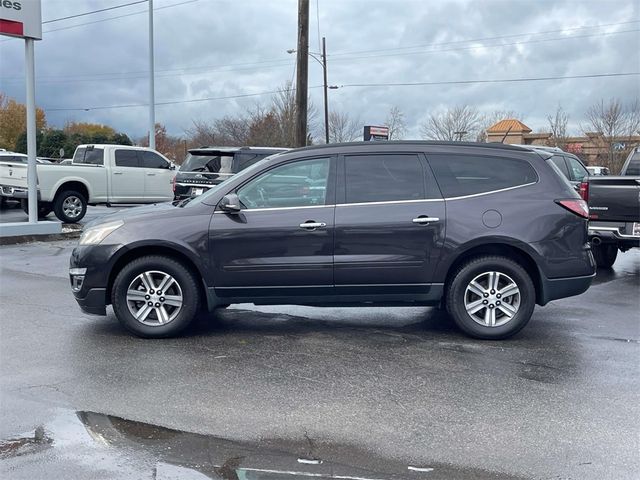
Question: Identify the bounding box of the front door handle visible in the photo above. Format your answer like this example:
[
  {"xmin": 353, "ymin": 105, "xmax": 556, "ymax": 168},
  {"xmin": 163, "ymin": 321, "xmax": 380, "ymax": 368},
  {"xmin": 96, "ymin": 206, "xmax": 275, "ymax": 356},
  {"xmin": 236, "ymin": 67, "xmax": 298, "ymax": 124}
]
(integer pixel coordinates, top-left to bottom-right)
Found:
[
  {"xmin": 412, "ymin": 216, "xmax": 440, "ymax": 225},
  {"xmin": 299, "ymin": 221, "xmax": 327, "ymax": 230},
  {"xmin": 146, "ymin": 173, "xmax": 156, "ymax": 176},
  {"xmin": 113, "ymin": 171, "xmax": 124, "ymax": 175}
]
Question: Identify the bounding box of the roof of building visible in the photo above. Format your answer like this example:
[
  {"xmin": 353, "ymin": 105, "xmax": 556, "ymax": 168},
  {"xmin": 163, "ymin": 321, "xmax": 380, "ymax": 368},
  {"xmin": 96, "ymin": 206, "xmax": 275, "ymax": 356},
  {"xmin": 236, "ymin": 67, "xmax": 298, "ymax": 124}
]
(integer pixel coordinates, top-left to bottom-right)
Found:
[{"xmin": 487, "ymin": 119, "xmax": 532, "ymax": 134}]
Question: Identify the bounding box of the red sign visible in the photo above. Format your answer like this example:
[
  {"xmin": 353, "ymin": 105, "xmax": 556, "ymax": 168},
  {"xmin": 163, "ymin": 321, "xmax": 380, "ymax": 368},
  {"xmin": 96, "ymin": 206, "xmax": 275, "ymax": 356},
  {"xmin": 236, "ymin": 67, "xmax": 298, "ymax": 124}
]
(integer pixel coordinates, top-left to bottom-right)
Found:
[{"xmin": 0, "ymin": 18, "xmax": 23, "ymax": 37}]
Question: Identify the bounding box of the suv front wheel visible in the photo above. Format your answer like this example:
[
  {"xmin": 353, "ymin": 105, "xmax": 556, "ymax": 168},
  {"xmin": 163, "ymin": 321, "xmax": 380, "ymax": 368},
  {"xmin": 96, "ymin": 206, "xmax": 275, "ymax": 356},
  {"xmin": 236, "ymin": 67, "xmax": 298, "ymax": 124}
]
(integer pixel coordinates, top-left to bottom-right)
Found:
[
  {"xmin": 446, "ymin": 256, "xmax": 535, "ymax": 340},
  {"xmin": 111, "ymin": 255, "xmax": 201, "ymax": 338}
]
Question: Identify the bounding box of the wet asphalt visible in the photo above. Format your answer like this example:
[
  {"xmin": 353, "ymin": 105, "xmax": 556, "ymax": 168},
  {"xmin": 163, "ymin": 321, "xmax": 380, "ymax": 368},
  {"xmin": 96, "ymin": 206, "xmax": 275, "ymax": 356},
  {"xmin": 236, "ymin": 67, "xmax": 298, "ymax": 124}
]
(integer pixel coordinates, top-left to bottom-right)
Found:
[{"xmin": 0, "ymin": 240, "xmax": 638, "ymax": 480}]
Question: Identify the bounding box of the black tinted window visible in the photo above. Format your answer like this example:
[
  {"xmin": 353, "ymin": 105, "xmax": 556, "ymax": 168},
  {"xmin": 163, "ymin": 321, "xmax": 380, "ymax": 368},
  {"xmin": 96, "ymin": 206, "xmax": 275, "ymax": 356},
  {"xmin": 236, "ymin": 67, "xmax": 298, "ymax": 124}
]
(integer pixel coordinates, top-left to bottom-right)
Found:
[
  {"xmin": 345, "ymin": 154, "xmax": 424, "ymax": 204},
  {"xmin": 74, "ymin": 147, "xmax": 104, "ymax": 165},
  {"xmin": 141, "ymin": 151, "xmax": 169, "ymax": 169},
  {"xmin": 624, "ymin": 153, "xmax": 640, "ymax": 175},
  {"xmin": 428, "ymin": 154, "xmax": 537, "ymax": 197},
  {"xmin": 237, "ymin": 153, "xmax": 267, "ymax": 171},
  {"xmin": 549, "ymin": 155, "xmax": 569, "ymax": 179},
  {"xmin": 180, "ymin": 153, "xmax": 233, "ymax": 173},
  {"xmin": 115, "ymin": 150, "xmax": 139, "ymax": 167}
]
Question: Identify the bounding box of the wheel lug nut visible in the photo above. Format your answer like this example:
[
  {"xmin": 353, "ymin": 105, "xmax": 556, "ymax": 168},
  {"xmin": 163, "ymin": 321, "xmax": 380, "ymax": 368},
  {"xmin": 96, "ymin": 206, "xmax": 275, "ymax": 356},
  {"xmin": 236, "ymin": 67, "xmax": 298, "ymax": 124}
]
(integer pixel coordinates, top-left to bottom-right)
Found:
[
  {"xmin": 489, "ymin": 304, "xmax": 494, "ymax": 308},
  {"xmin": 496, "ymin": 294, "xmax": 502, "ymax": 298},
  {"xmin": 155, "ymin": 302, "xmax": 160, "ymax": 307},
  {"xmin": 482, "ymin": 300, "xmax": 488, "ymax": 305},
  {"xmin": 147, "ymin": 301, "xmax": 153, "ymax": 306},
  {"xmin": 149, "ymin": 290, "xmax": 155, "ymax": 294},
  {"xmin": 496, "ymin": 301, "xmax": 501, "ymax": 305},
  {"xmin": 159, "ymin": 297, "xmax": 165, "ymax": 302},
  {"xmin": 145, "ymin": 295, "xmax": 150, "ymax": 300},
  {"xmin": 157, "ymin": 290, "xmax": 162, "ymax": 295},
  {"xmin": 490, "ymin": 289, "xmax": 495, "ymax": 294},
  {"xmin": 483, "ymin": 293, "xmax": 489, "ymax": 298}
]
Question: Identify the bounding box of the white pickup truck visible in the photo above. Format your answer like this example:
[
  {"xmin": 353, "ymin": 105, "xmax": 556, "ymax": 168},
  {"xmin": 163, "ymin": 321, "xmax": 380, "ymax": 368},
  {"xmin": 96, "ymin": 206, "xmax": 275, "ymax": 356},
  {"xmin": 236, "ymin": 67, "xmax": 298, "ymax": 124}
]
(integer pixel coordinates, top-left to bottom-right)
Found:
[{"xmin": 0, "ymin": 144, "xmax": 176, "ymax": 223}]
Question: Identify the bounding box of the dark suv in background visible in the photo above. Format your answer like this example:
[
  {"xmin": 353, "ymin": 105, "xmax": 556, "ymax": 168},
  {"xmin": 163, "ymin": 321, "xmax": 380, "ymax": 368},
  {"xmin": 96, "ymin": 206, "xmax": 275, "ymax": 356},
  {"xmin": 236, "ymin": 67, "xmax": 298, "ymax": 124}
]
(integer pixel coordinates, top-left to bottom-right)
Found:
[
  {"xmin": 173, "ymin": 146, "xmax": 288, "ymax": 200},
  {"xmin": 71, "ymin": 142, "xmax": 595, "ymax": 340}
]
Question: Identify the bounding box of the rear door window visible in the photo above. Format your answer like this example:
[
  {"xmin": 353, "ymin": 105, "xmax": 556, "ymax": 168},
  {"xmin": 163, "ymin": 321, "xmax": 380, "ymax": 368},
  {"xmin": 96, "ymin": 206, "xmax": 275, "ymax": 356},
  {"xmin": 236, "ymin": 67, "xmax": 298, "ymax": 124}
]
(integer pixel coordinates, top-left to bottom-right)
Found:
[
  {"xmin": 114, "ymin": 150, "xmax": 140, "ymax": 168},
  {"xmin": 344, "ymin": 154, "xmax": 425, "ymax": 204},
  {"xmin": 427, "ymin": 154, "xmax": 537, "ymax": 198},
  {"xmin": 74, "ymin": 147, "xmax": 104, "ymax": 165}
]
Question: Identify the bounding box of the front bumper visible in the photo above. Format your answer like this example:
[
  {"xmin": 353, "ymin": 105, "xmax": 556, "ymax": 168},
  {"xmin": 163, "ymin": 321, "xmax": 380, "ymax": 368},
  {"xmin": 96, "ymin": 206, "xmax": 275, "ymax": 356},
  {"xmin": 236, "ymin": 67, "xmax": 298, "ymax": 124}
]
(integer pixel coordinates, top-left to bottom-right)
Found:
[{"xmin": 70, "ymin": 243, "xmax": 123, "ymax": 316}]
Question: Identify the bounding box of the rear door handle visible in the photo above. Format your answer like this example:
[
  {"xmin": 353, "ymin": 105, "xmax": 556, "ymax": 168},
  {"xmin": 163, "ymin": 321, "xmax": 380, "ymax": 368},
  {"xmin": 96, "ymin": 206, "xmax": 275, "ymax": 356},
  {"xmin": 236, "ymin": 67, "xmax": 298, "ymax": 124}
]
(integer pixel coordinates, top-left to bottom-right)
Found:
[
  {"xmin": 113, "ymin": 171, "xmax": 124, "ymax": 175},
  {"xmin": 146, "ymin": 173, "xmax": 156, "ymax": 176},
  {"xmin": 299, "ymin": 221, "xmax": 326, "ymax": 230},
  {"xmin": 412, "ymin": 216, "xmax": 440, "ymax": 224}
]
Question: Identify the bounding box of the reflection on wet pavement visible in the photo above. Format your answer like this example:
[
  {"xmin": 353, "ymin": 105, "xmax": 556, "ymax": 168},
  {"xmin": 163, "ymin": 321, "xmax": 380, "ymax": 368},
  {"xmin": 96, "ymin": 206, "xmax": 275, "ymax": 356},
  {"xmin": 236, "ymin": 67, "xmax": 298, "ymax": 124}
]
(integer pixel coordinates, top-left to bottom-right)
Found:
[{"xmin": 1, "ymin": 410, "xmax": 525, "ymax": 480}]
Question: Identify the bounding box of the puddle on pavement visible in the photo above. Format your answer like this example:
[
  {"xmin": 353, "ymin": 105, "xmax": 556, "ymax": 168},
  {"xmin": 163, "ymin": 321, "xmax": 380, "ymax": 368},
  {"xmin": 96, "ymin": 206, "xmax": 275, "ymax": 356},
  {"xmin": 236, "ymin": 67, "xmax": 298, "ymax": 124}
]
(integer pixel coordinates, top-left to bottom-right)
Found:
[{"xmin": 0, "ymin": 409, "xmax": 526, "ymax": 480}]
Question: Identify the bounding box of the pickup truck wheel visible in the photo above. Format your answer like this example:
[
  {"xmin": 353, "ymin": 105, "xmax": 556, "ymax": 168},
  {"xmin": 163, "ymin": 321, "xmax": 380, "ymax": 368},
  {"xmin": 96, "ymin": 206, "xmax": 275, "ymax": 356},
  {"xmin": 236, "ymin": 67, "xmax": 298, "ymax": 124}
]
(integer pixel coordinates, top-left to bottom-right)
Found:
[
  {"xmin": 446, "ymin": 256, "xmax": 535, "ymax": 340},
  {"xmin": 592, "ymin": 244, "xmax": 618, "ymax": 269},
  {"xmin": 20, "ymin": 199, "xmax": 52, "ymax": 218},
  {"xmin": 111, "ymin": 255, "xmax": 201, "ymax": 338},
  {"xmin": 53, "ymin": 190, "xmax": 87, "ymax": 223}
]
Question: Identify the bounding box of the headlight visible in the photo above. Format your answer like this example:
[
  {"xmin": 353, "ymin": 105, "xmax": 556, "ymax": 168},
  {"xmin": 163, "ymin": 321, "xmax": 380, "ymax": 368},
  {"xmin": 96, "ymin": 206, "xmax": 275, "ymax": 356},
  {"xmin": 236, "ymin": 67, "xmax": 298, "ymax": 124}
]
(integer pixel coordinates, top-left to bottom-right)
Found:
[{"xmin": 79, "ymin": 220, "xmax": 124, "ymax": 245}]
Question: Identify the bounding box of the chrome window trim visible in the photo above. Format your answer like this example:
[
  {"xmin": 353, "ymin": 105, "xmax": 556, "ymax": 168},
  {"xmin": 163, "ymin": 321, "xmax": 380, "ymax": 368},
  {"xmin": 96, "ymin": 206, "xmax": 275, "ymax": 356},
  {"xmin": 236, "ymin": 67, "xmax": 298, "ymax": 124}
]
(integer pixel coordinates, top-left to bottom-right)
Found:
[
  {"xmin": 214, "ymin": 204, "xmax": 331, "ymax": 213},
  {"xmin": 443, "ymin": 181, "xmax": 537, "ymax": 201},
  {"xmin": 336, "ymin": 198, "xmax": 443, "ymax": 207}
]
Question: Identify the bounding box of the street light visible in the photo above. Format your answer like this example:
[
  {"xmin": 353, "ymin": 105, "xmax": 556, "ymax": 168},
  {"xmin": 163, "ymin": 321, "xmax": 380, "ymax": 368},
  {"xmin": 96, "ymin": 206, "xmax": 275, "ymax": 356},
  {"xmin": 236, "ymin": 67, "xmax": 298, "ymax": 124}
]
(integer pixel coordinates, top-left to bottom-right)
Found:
[{"xmin": 289, "ymin": 36, "xmax": 331, "ymax": 144}]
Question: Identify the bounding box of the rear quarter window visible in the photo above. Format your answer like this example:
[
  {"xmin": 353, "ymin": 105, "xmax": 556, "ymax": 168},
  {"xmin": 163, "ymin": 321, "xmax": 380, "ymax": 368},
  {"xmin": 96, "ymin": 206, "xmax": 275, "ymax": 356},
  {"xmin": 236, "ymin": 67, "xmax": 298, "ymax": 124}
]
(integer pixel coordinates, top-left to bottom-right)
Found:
[
  {"xmin": 427, "ymin": 154, "xmax": 538, "ymax": 198},
  {"xmin": 73, "ymin": 147, "xmax": 104, "ymax": 165}
]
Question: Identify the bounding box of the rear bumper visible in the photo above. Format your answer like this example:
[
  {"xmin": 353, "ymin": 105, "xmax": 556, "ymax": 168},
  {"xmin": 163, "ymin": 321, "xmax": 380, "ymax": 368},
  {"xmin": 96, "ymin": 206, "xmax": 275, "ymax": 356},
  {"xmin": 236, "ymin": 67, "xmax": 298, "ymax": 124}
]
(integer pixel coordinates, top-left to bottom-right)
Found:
[
  {"xmin": 539, "ymin": 272, "xmax": 595, "ymax": 305},
  {"xmin": 0, "ymin": 185, "xmax": 39, "ymax": 199},
  {"xmin": 589, "ymin": 222, "xmax": 640, "ymax": 249}
]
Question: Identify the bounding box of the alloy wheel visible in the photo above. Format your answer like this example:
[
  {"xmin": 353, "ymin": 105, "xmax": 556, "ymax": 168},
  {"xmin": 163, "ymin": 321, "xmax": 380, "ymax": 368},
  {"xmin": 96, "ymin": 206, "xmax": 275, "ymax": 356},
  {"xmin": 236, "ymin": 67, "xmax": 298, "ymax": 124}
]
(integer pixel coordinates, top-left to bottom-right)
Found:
[
  {"xmin": 62, "ymin": 195, "xmax": 83, "ymax": 219},
  {"xmin": 126, "ymin": 270, "xmax": 183, "ymax": 326},
  {"xmin": 463, "ymin": 271, "xmax": 521, "ymax": 327}
]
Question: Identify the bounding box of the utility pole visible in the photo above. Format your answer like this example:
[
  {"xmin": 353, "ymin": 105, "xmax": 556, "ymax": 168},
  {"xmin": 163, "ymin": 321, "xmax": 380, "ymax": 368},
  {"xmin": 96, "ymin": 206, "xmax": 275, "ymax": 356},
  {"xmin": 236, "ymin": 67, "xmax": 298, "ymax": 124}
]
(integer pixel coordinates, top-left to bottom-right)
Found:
[
  {"xmin": 148, "ymin": 0, "xmax": 156, "ymax": 150},
  {"xmin": 294, "ymin": 0, "xmax": 309, "ymax": 148},
  {"xmin": 322, "ymin": 36, "xmax": 329, "ymax": 144}
]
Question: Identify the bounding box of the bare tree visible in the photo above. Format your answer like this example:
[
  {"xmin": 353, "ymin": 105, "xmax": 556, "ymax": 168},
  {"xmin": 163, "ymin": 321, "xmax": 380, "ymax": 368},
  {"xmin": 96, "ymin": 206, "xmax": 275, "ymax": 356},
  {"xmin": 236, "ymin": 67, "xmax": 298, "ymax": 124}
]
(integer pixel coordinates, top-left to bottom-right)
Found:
[
  {"xmin": 385, "ymin": 106, "xmax": 407, "ymax": 140},
  {"xmin": 185, "ymin": 119, "xmax": 217, "ymax": 147},
  {"xmin": 583, "ymin": 98, "xmax": 640, "ymax": 171},
  {"xmin": 476, "ymin": 109, "xmax": 519, "ymax": 142},
  {"xmin": 328, "ymin": 110, "xmax": 361, "ymax": 143},
  {"xmin": 547, "ymin": 105, "xmax": 569, "ymax": 148},
  {"xmin": 420, "ymin": 105, "xmax": 480, "ymax": 141}
]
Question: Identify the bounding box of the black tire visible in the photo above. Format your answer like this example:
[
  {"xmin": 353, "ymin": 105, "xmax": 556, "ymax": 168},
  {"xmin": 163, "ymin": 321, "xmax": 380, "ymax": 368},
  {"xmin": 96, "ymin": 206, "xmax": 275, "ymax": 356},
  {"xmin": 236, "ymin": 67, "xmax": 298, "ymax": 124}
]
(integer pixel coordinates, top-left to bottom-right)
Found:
[
  {"xmin": 592, "ymin": 244, "xmax": 618, "ymax": 269},
  {"xmin": 446, "ymin": 256, "xmax": 536, "ymax": 340},
  {"xmin": 20, "ymin": 199, "xmax": 53, "ymax": 218},
  {"xmin": 0, "ymin": 196, "xmax": 5, "ymax": 209},
  {"xmin": 53, "ymin": 190, "xmax": 87, "ymax": 223},
  {"xmin": 111, "ymin": 255, "xmax": 201, "ymax": 338}
]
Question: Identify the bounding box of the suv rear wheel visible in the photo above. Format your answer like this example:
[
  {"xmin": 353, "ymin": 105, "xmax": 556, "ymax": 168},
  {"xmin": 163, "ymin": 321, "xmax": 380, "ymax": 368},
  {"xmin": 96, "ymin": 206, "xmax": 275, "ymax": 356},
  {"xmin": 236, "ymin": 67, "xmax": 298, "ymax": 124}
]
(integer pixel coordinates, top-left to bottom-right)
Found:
[
  {"xmin": 112, "ymin": 256, "xmax": 201, "ymax": 338},
  {"xmin": 446, "ymin": 256, "xmax": 535, "ymax": 339}
]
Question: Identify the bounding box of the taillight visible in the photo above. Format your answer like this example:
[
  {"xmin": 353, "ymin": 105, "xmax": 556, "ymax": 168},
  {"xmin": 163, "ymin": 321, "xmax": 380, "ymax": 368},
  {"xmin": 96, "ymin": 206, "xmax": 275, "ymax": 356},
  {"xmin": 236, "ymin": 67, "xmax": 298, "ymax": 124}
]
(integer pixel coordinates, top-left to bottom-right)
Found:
[
  {"xmin": 578, "ymin": 181, "xmax": 589, "ymax": 201},
  {"xmin": 555, "ymin": 199, "xmax": 589, "ymax": 219}
]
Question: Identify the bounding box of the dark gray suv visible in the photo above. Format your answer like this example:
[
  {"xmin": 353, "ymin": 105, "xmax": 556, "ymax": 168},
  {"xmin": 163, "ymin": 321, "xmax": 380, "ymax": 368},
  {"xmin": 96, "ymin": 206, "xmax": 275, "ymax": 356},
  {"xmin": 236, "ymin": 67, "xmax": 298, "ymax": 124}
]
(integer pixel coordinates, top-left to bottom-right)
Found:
[{"xmin": 70, "ymin": 142, "xmax": 595, "ymax": 340}]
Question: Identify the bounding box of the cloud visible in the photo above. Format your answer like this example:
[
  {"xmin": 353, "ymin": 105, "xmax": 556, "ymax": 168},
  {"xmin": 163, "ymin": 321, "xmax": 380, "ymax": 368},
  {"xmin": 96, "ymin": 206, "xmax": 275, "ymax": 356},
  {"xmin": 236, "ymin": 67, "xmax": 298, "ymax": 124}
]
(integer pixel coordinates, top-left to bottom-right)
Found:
[{"xmin": 0, "ymin": 0, "xmax": 638, "ymax": 141}]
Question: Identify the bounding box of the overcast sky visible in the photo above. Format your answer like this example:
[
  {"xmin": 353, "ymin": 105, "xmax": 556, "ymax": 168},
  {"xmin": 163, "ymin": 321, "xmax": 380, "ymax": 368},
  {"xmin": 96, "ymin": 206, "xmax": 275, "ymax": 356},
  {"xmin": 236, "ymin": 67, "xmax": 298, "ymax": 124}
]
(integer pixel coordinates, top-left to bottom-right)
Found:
[{"xmin": 1, "ymin": 0, "xmax": 638, "ymax": 140}]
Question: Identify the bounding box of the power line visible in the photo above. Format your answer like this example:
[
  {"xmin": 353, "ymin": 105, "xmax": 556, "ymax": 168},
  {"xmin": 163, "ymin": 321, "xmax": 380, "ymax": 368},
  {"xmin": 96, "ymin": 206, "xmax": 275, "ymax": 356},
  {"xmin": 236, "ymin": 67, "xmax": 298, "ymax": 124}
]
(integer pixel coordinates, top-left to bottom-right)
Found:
[
  {"xmin": 42, "ymin": 0, "xmax": 148, "ymax": 24},
  {"xmin": 330, "ymin": 19, "xmax": 640, "ymax": 56},
  {"xmin": 45, "ymin": 85, "xmax": 324, "ymax": 112},
  {"xmin": 2, "ymin": 23, "xmax": 634, "ymax": 83},
  {"xmin": 335, "ymin": 72, "xmax": 639, "ymax": 89},
  {"xmin": 329, "ymin": 28, "xmax": 640, "ymax": 62}
]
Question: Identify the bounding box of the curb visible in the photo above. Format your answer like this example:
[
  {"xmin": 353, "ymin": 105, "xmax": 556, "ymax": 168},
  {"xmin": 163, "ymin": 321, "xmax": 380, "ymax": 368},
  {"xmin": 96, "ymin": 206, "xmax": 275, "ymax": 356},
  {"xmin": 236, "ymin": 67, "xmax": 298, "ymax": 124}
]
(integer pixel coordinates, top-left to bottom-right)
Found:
[{"xmin": 0, "ymin": 225, "xmax": 82, "ymax": 246}]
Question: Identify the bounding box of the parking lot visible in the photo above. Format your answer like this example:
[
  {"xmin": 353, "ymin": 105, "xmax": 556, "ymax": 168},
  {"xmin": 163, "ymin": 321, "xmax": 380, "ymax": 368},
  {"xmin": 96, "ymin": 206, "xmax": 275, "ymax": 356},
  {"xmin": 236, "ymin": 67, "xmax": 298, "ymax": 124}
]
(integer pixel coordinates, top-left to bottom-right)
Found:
[{"xmin": 0, "ymin": 234, "xmax": 638, "ymax": 479}]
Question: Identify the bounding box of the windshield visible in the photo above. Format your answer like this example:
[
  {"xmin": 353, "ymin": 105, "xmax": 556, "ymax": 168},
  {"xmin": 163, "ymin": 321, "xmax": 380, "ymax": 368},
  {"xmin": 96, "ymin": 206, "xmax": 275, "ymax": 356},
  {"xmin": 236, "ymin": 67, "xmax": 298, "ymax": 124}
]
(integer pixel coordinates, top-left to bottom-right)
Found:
[
  {"xmin": 624, "ymin": 152, "xmax": 640, "ymax": 175},
  {"xmin": 180, "ymin": 153, "xmax": 234, "ymax": 173}
]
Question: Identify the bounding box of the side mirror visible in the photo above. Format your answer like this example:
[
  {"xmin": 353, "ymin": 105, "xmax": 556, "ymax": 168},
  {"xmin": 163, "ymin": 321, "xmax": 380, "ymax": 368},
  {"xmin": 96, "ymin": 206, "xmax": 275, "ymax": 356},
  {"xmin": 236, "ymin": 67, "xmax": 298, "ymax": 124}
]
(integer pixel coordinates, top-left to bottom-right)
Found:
[
  {"xmin": 170, "ymin": 164, "xmax": 176, "ymax": 170},
  {"xmin": 219, "ymin": 193, "xmax": 241, "ymax": 213}
]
